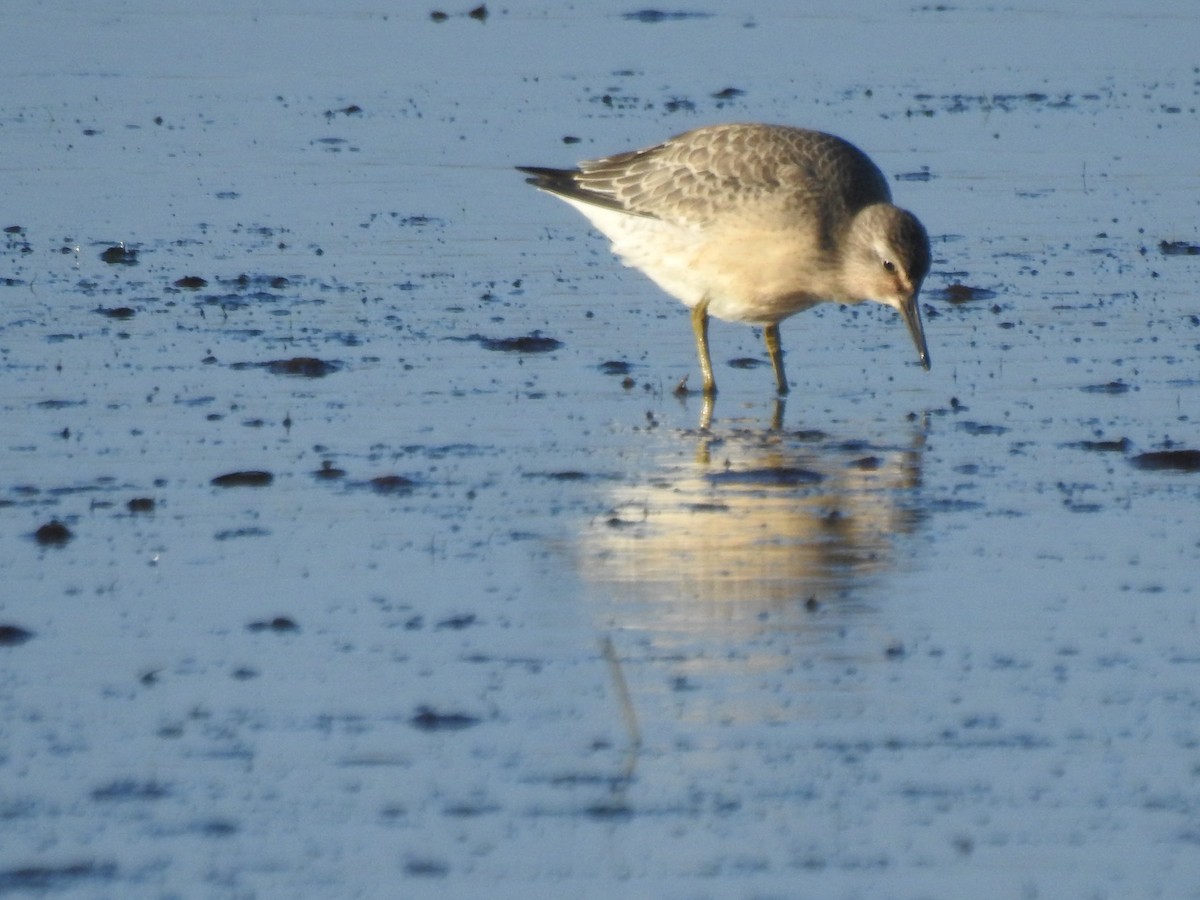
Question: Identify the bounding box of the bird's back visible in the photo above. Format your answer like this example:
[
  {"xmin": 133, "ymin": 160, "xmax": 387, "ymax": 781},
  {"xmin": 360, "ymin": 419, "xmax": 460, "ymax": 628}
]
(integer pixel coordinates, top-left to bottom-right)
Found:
[{"xmin": 527, "ymin": 124, "xmax": 893, "ymax": 234}]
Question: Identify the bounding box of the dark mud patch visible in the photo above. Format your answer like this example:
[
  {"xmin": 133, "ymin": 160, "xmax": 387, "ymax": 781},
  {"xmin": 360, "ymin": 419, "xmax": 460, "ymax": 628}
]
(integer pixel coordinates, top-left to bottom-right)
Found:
[
  {"xmin": 585, "ymin": 801, "xmax": 634, "ymax": 820},
  {"xmin": 173, "ymin": 275, "xmax": 208, "ymax": 289},
  {"xmin": 1130, "ymin": 449, "xmax": 1200, "ymax": 473},
  {"xmin": 623, "ymin": 10, "xmax": 714, "ymax": 22},
  {"xmin": 230, "ymin": 357, "xmax": 342, "ymax": 377},
  {"xmin": 598, "ymin": 360, "xmax": 633, "ymax": 375},
  {"xmin": 33, "ymin": 520, "xmax": 73, "ymax": 546},
  {"xmin": 469, "ymin": 332, "xmax": 563, "ymax": 353},
  {"xmin": 1159, "ymin": 240, "xmax": 1200, "ymax": 257},
  {"xmin": 191, "ymin": 819, "xmax": 239, "ymax": 837},
  {"xmin": 0, "ymin": 862, "xmax": 118, "ymax": 893},
  {"xmin": 96, "ymin": 305, "xmax": 136, "ymax": 319},
  {"xmin": 0, "ymin": 625, "xmax": 35, "ymax": 647},
  {"xmin": 728, "ymin": 357, "xmax": 767, "ymax": 370},
  {"xmin": 99, "ymin": 244, "xmax": 137, "ymax": 265},
  {"xmin": 211, "ymin": 470, "xmax": 274, "ymax": 488},
  {"xmin": 91, "ymin": 780, "xmax": 171, "ymax": 802},
  {"xmin": 410, "ymin": 706, "xmax": 481, "ymax": 732},
  {"xmin": 430, "ymin": 4, "xmax": 488, "ymax": 23},
  {"xmin": 1068, "ymin": 438, "xmax": 1130, "ymax": 453},
  {"xmin": 214, "ymin": 526, "xmax": 271, "ymax": 540},
  {"xmin": 956, "ymin": 421, "xmax": 1010, "ymax": 436},
  {"xmin": 36, "ymin": 399, "xmax": 86, "ymax": 410},
  {"xmin": 706, "ymin": 467, "xmax": 823, "ymax": 487},
  {"xmin": 265, "ymin": 357, "xmax": 341, "ymax": 377},
  {"xmin": 367, "ymin": 474, "xmax": 419, "ymax": 494},
  {"xmin": 404, "ymin": 857, "xmax": 450, "ymax": 878},
  {"xmin": 936, "ymin": 283, "xmax": 997, "ymax": 304},
  {"xmin": 1080, "ymin": 380, "xmax": 1131, "ymax": 395},
  {"xmin": 522, "ymin": 470, "xmax": 618, "ymax": 483},
  {"xmin": 247, "ymin": 616, "xmax": 299, "ymax": 633},
  {"xmin": 214, "ymin": 273, "xmax": 291, "ymax": 290},
  {"xmin": 443, "ymin": 801, "xmax": 501, "ymax": 818},
  {"xmin": 313, "ymin": 461, "xmax": 347, "ymax": 480},
  {"xmin": 909, "ymin": 90, "xmax": 1096, "ymax": 116},
  {"xmin": 127, "ymin": 497, "xmax": 156, "ymax": 513}
]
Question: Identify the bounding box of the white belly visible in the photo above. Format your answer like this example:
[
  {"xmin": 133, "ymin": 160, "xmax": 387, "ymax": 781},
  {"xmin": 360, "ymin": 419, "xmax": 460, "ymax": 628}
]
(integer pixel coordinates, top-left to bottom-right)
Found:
[{"xmin": 560, "ymin": 198, "xmax": 832, "ymax": 324}]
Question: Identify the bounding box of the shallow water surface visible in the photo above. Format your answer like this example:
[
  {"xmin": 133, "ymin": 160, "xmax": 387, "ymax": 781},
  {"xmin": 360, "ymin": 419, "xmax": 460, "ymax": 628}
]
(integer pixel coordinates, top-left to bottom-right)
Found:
[{"xmin": 3, "ymin": 2, "xmax": 1199, "ymax": 897}]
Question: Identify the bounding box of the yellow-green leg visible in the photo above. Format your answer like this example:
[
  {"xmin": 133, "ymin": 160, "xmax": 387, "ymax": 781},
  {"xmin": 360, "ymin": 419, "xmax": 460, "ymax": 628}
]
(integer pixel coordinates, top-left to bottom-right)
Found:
[
  {"xmin": 763, "ymin": 323, "xmax": 788, "ymax": 395},
  {"xmin": 691, "ymin": 297, "xmax": 717, "ymax": 396}
]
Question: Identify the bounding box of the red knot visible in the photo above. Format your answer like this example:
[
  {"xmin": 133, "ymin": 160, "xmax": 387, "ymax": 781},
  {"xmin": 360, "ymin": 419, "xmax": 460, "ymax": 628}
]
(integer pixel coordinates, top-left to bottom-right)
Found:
[{"xmin": 519, "ymin": 123, "xmax": 932, "ymax": 395}]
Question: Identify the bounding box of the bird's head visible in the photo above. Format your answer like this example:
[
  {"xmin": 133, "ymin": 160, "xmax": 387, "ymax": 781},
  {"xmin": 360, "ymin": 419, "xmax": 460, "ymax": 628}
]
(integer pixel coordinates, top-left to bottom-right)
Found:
[{"xmin": 842, "ymin": 203, "xmax": 931, "ymax": 370}]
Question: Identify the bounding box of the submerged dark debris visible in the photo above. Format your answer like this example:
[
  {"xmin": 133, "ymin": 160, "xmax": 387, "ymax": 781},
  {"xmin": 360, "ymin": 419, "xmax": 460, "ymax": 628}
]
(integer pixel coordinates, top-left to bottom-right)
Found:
[
  {"xmin": 0, "ymin": 862, "xmax": 117, "ymax": 893},
  {"xmin": 1130, "ymin": 449, "xmax": 1200, "ymax": 473},
  {"xmin": 247, "ymin": 616, "xmax": 299, "ymax": 633},
  {"xmin": 706, "ymin": 467, "xmax": 823, "ymax": 487},
  {"xmin": 404, "ymin": 857, "xmax": 450, "ymax": 878},
  {"xmin": 937, "ymin": 283, "xmax": 996, "ymax": 304},
  {"xmin": 91, "ymin": 780, "xmax": 171, "ymax": 802},
  {"xmin": 211, "ymin": 470, "xmax": 274, "ymax": 488},
  {"xmin": 368, "ymin": 474, "xmax": 418, "ymax": 494},
  {"xmin": 436, "ymin": 614, "xmax": 478, "ymax": 630},
  {"xmin": 728, "ymin": 357, "xmax": 767, "ymax": 370},
  {"xmin": 956, "ymin": 421, "xmax": 1010, "ymax": 436},
  {"xmin": 34, "ymin": 520, "xmax": 73, "ymax": 546},
  {"xmin": 429, "ymin": 5, "xmax": 487, "ymax": 23},
  {"xmin": 410, "ymin": 706, "xmax": 480, "ymax": 732},
  {"xmin": 0, "ymin": 625, "xmax": 35, "ymax": 646},
  {"xmin": 265, "ymin": 357, "xmax": 341, "ymax": 377},
  {"xmin": 1159, "ymin": 240, "xmax": 1200, "ymax": 256},
  {"xmin": 96, "ymin": 306, "xmax": 136, "ymax": 319},
  {"xmin": 1069, "ymin": 438, "xmax": 1131, "ymax": 453},
  {"xmin": 623, "ymin": 10, "xmax": 714, "ymax": 22},
  {"xmin": 314, "ymin": 461, "xmax": 346, "ymax": 480},
  {"xmin": 1080, "ymin": 381, "xmax": 1131, "ymax": 395},
  {"xmin": 100, "ymin": 244, "xmax": 137, "ymax": 265},
  {"xmin": 471, "ymin": 332, "xmax": 563, "ymax": 353},
  {"xmin": 229, "ymin": 357, "xmax": 341, "ymax": 377}
]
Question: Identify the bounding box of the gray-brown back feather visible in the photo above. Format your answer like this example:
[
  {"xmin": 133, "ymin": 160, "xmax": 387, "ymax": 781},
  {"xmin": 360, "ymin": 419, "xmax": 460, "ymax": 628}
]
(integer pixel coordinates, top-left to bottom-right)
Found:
[{"xmin": 521, "ymin": 124, "xmax": 893, "ymax": 232}]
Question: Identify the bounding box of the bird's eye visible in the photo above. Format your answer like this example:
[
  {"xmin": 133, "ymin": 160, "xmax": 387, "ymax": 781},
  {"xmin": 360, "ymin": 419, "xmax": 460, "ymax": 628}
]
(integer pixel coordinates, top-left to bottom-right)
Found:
[{"xmin": 882, "ymin": 259, "xmax": 897, "ymax": 273}]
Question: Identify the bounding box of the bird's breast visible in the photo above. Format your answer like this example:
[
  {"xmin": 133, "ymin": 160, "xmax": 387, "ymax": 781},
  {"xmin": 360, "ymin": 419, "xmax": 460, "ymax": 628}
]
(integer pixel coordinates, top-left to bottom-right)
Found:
[{"xmin": 564, "ymin": 200, "xmax": 843, "ymax": 323}]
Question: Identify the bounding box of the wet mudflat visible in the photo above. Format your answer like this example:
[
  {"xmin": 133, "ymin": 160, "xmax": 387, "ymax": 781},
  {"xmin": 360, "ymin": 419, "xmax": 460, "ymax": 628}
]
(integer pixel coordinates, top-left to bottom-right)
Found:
[{"xmin": 3, "ymin": 2, "xmax": 1199, "ymax": 897}]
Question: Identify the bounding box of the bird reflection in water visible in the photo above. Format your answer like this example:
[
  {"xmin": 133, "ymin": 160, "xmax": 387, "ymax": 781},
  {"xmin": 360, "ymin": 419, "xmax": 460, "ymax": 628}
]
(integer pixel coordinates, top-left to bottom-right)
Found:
[{"xmin": 577, "ymin": 415, "xmax": 927, "ymax": 644}]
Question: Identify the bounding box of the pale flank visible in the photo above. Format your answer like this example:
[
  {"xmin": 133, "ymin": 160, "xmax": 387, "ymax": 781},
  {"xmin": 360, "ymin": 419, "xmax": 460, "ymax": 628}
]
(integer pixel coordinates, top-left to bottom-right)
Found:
[{"xmin": 519, "ymin": 123, "xmax": 931, "ymax": 395}]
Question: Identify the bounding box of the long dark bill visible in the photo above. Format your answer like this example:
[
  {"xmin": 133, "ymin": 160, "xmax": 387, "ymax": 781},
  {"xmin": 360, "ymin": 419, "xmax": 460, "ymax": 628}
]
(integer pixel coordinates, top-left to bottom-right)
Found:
[{"xmin": 900, "ymin": 294, "xmax": 931, "ymax": 370}]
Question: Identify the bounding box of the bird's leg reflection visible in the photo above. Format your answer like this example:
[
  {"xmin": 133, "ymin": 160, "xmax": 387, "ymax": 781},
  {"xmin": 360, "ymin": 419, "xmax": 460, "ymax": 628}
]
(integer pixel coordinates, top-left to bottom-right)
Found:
[
  {"xmin": 769, "ymin": 397, "xmax": 785, "ymax": 432},
  {"xmin": 693, "ymin": 393, "xmax": 782, "ymax": 433},
  {"xmin": 599, "ymin": 635, "xmax": 639, "ymax": 809}
]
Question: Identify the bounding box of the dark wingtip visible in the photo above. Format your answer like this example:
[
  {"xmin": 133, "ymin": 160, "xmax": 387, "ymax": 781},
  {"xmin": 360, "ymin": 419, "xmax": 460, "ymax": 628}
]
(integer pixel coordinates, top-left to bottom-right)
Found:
[{"xmin": 516, "ymin": 166, "xmax": 577, "ymax": 192}]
